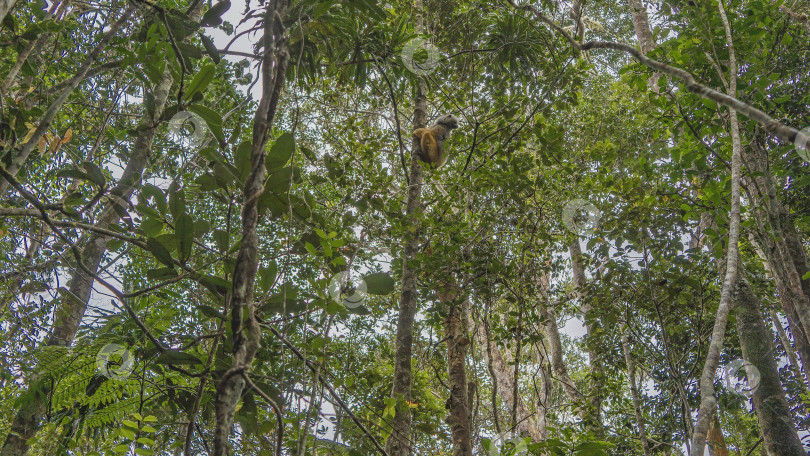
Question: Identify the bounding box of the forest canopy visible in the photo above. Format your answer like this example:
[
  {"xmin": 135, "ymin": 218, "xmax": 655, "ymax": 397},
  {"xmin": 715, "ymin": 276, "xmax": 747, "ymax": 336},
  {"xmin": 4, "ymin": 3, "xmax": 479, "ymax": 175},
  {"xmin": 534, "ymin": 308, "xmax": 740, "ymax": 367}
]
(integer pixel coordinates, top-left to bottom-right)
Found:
[{"xmin": 0, "ymin": 0, "xmax": 809, "ymax": 455}]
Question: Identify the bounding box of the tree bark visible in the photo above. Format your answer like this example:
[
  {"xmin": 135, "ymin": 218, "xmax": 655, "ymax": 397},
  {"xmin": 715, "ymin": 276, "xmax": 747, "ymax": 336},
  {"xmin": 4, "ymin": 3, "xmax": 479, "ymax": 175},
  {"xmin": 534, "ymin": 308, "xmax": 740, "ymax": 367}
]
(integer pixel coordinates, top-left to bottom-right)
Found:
[
  {"xmin": 625, "ymin": 0, "xmax": 659, "ymax": 91},
  {"xmin": 626, "ymin": 0, "xmax": 655, "ymax": 54},
  {"xmin": 472, "ymin": 312, "xmax": 540, "ymax": 440},
  {"xmin": 770, "ymin": 308, "xmax": 810, "ymax": 387},
  {"xmin": 440, "ymin": 283, "xmax": 473, "ymax": 456},
  {"xmin": 569, "ymin": 240, "xmax": 603, "ymax": 433},
  {"xmin": 621, "ymin": 325, "xmax": 651, "ymax": 456},
  {"xmin": 0, "ymin": 0, "xmax": 15, "ymax": 29},
  {"xmin": 213, "ymin": 1, "xmax": 288, "ymax": 454},
  {"xmin": 735, "ymin": 277, "xmax": 806, "ymax": 455},
  {"xmin": 744, "ymin": 140, "xmax": 810, "ymax": 381},
  {"xmin": 0, "ymin": 27, "xmax": 177, "ymax": 455},
  {"xmin": 385, "ymin": 80, "xmax": 427, "ymax": 456},
  {"xmin": 0, "ymin": 6, "xmax": 132, "ymax": 195},
  {"xmin": 707, "ymin": 414, "xmax": 729, "ymax": 456},
  {"xmin": 689, "ymin": 3, "xmax": 743, "ymax": 453}
]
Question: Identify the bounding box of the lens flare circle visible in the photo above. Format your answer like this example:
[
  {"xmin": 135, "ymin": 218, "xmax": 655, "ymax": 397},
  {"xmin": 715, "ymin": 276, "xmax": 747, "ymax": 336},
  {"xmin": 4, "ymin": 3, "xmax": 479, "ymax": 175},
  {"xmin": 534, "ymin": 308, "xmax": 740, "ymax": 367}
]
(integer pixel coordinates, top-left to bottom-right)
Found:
[
  {"xmin": 96, "ymin": 343, "xmax": 135, "ymax": 381},
  {"xmin": 168, "ymin": 111, "xmax": 208, "ymax": 147},
  {"xmin": 562, "ymin": 199, "xmax": 600, "ymax": 235},
  {"xmin": 327, "ymin": 271, "xmax": 368, "ymax": 309},
  {"xmin": 724, "ymin": 358, "xmax": 761, "ymax": 398},
  {"xmin": 401, "ymin": 37, "xmax": 440, "ymax": 76}
]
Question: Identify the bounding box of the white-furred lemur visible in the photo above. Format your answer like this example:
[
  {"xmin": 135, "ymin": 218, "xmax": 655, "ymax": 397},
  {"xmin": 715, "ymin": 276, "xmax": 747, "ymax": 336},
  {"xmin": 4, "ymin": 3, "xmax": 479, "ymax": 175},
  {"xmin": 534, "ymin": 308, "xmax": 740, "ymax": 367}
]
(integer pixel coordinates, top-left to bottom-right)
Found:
[{"xmin": 412, "ymin": 114, "xmax": 459, "ymax": 168}]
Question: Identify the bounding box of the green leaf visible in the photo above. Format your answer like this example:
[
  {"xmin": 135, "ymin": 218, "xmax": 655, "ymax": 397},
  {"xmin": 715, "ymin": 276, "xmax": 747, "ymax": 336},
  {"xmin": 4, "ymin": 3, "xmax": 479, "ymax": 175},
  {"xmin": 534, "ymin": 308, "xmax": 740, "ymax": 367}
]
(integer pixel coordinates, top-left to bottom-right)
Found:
[
  {"xmin": 363, "ymin": 272, "xmax": 395, "ymax": 295},
  {"xmin": 201, "ymin": 1, "xmax": 231, "ymax": 27},
  {"xmin": 200, "ymin": 275, "xmax": 231, "ymax": 295},
  {"xmin": 176, "ymin": 42, "xmax": 203, "ymax": 60},
  {"xmin": 56, "ymin": 168, "xmax": 94, "ymax": 183},
  {"xmin": 347, "ymin": 305, "xmax": 371, "ymax": 315},
  {"xmin": 188, "ymin": 104, "xmax": 226, "ymax": 148},
  {"xmin": 235, "ymin": 141, "xmax": 252, "ymax": 183},
  {"xmin": 169, "ymin": 183, "xmax": 186, "ymax": 220},
  {"xmin": 146, "ymin": 267, "xmax": 178, "ymax": 281},
  {"xmin": 122, "ymin": 419, "xmax": 139, "ymax": 429},
  {"xmin": 258, "ymin": 263, "xmax": 278, "ymax": 291},
  {"xmin": 266, "ymin": 132, "xmax": 295, "ymax": 170},
  {"xmin": 193, "ymin": 219, "xmax": 211, "ymax": 237},
  {"xmin": 154, "ymin": 350, "xmax": 202, "ymax": 365},
  {"xmin": 200, "ymin": 34, "xmax": 221, "ymax": 63},
  {"xmin": 146, "ymin": 237, "xmax": 175, "ymax": 268},
  {"xmin": 213, "ymin": 229, "xmax": 229, "ymax": 251},
  {"xmin": 184, "ymin": 64, "xmax": 217, "ymax": 102},
  {"xmin": 265, "ymin": 166, "xmax": 293, "ymax": 194},
  {"xmin": 82, "ymin": 162, "xmax": 106, "ymax": 186},
  {"xmin": 141, "ymin": 217, "xmax": 163, "ymax": 237},
  {"xmin": 175, "ymin": 213, "xmax": 194, "ymax": 262},
  {"xmin": 198, "ymin": 305, "xmax": 224, "ymax": 319},
  {"xmin": 195, "ymin": 173, "xmax": 219, "ymax": 191},
  {"xmin": 141, "ymin": 184, "xmax": 167, "ymax": 214}
]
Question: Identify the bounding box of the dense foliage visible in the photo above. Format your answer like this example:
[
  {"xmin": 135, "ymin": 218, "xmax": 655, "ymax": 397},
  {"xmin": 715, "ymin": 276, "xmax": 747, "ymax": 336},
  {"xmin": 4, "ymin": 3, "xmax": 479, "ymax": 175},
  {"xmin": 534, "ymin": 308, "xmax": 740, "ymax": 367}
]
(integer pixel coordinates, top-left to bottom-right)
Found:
[{"xmin": 0, "ymin": 0, "xmax": 808, "ymax": 455}]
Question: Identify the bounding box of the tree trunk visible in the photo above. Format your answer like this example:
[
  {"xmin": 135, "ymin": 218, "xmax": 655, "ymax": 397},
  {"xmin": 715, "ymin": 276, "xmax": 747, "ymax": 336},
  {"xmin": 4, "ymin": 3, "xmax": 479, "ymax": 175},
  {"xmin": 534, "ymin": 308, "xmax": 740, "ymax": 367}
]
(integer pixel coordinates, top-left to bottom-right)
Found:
[
  {"xmin": 744, "ymin": 140, "xmax": 810, "ymax": 381},
  {"xmin": 212, "ymin": 1, "xmax": 288, "ymax": 454},
  {"xmin": 621, "ymin": 325, "xmax": 651, "ymax": 456},
  {"xmin": 770, "ymin": 308, "xmax": 810, "ymax": 387},
  {"xmin": 690, "ymin": 3, "xmax": 743, "ymax": 452},
  {"xmin": 569, "ymin": 240, "xmax": 603, "ymax": 433},
  {"xmin": 626, "ymin": 0, "xmax": 655, "ymax": 54},
  {"xmin": 533, "ymin": 265, "xmax": 554, "ymax": 440},
  {"xmin": 385, "ymin": 79, "xmax": 427, "ymax": 456},
  {"xmin": 0, "ymin": 6, "xmax": 132, "ymax": 195},
  {"xmin": 707, "ymin": 414, "xmax": 729, "ymax": 456},
  {"xmin": 735, "ymin": 277, "xmax": 805, "ymax": 455},
  {"xmin": 0, "ymin": 0, "xmax": 15, "ymax": 30},
  {"xmin": 625, "ymin": 0, "xmax": 659, "ymax": 90},
  {"xmin": 0, "ymin": 29, "xmax": 177, "ymax": 455},
  {"xmin": 472, "ymin": 312, "xmax": 540, "ymax": 440},
  {"xmin": 440, "ymin": 282, "xmax": 473, "ymax": 456}
]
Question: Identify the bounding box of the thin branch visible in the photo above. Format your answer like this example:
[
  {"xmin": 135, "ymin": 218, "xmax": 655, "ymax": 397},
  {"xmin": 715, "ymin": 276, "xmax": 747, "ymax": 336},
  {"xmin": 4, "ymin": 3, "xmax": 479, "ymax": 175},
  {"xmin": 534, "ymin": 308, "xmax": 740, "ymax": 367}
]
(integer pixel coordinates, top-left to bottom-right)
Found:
[
  {"xmin": 242, "ymin": 373, "xmax": 284, "ymax": 456},
  {"xmin": 262, "ymin": 323, "xmax": 390, "ymax": 456},
  {"xmin": 506, "ymin": 0, "xmax": 802, "ymax": 145}
]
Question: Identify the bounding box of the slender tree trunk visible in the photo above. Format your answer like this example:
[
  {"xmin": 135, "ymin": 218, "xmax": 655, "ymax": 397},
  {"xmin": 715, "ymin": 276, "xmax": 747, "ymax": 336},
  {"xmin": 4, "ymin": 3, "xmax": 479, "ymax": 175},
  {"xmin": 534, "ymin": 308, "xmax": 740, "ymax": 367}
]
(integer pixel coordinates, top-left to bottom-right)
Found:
[
  {"xmin": 537, "ymin": 302, "xmax": 583, "ymax": 409},
  {"xmin": 213, "ymin": 1, "xmax": 288, "ymax": 454},
  {"xmin": 735, "ymin": 276, "xmax": 805, "ymax": 455},
  {"xmin": 0, "ymin": 0, "xmax": 16, "ymax": 30},
  {"xmin": 569, "ymin": 240, "xmax": 603, "ymax": 433},
  {"xmin": 621, "ymin": 325, "xmax": 651, "ymax": 456},
  {"xmin": 626, "ymin": 0, "xmax": 659, "ymax": 90},
  {"xmin": 184, "ymin": 301, "xmax": 227, "ymax": 456},
  {"xmin": 0, "ymin": 27, "xmax": 179, "ymax": 454},
  {"xmin": 533, "ymin": 265, "xmax": 554, "ymax": 439},
  {"xmin": 472, "ymin": 312, "xmax": 540, "ymax": 440},
  {"xmin": 770, "ymin": 308, "xmax": 810, "ymax": 386},
  {"xmin": 707, "ymin": 415, "xmax": 729, "ymax": 456},
  {"xmin": 440, "ymin": 282, "xmax": 473, "ymax": 456},
  {"xmin": 0, "ymin": 0, "xmax": 71, "ymax": 98},
  {"xmin": 626, "ymin": 0, "xmax": 655, "ymax": 53},
  {"xmin": 0, "ymin": 6, "xmax": 132, "ymax": 195},
  {"xmin": 534, "ymin": 354, "xmax": 553, "ymax": 440},
  {"xmin": 690, "ymin": 3, "xmax": 743, "ymax": 453},
  {"xmin": 744, "ymin": 141, "xmax": 810, "ymax": 379},
  {"xmin": 385, "ymin": 79, "xmax": 427, "ymax": 456}
]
